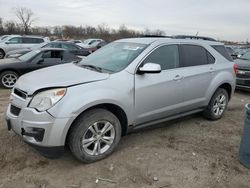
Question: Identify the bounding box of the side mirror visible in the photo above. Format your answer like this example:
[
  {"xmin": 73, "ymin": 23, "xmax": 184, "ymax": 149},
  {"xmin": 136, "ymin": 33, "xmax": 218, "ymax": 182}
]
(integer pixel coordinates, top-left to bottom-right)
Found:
[
  {"xmin": 138, "ymin": 63, "xmax": 161, "ymax": 74},
  {"xmin": 36, "ymin": 58, "xmax": 44, "ymax": 64},
  {"xmin": 5, "ymin": 41, "xmax": 10, "ymax": 44}
]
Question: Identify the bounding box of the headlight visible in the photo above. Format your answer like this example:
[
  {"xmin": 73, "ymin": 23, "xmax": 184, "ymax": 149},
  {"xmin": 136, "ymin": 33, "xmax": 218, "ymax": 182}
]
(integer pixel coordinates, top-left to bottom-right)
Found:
[
  {"xmin": 29, "ymin": 88, "xmax": 66, "ymax": 111},
  {"xmin": 237, "ymin": 70, "xmax": 245, "ymax": 75}
]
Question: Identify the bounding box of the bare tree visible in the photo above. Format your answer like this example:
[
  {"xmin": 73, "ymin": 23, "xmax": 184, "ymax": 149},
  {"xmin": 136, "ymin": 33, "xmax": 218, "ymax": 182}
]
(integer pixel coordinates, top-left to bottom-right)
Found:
[{"xmin": 12, "ymin": 7, "xmax": 36, "ymax": 34}]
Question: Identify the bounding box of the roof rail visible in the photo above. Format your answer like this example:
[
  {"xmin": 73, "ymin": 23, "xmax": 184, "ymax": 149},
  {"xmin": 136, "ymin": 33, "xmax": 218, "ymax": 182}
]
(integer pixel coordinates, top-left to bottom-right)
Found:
[
  {"xmin": 140, "ymin": 35, "xmax": 172, "ymax": 38},
  {"xmin": 172, "ymin": 35, "xmax": 216, "ymax": 41}
]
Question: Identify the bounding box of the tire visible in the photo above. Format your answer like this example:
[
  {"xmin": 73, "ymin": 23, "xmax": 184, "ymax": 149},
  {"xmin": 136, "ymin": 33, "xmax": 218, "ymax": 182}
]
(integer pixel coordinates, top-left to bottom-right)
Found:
[
  {"xmin": 0, "ymin": 71, "xmax": 19, "ymax": 89},
  {"xmin": 0, "ymin": 49, "xmax": 5, "ymax": 59},
  {"xmin": 203, "ymin": 88, "xmax": 229, "ymax": 120},
  {"xmin": 68, "ymin": 108, "xmax": 122, "ymax": 163}
]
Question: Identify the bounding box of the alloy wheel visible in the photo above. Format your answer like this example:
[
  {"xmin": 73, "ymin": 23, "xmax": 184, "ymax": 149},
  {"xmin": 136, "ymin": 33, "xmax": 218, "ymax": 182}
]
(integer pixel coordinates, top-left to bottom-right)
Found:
[
  {"xmin": 81, "ymin": 120, "xmax": 115, "ymax": 156},
  {"xmin": 213, "ymin": 94, "xmax": 227, "ymax": 116}
]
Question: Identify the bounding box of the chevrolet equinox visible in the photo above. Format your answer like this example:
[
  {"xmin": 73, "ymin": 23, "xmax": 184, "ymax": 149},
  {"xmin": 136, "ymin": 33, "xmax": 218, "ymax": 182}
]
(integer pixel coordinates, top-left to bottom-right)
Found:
[{"xmin": 6, "ymin": 37, "xmax": 237, "ymax": 163}]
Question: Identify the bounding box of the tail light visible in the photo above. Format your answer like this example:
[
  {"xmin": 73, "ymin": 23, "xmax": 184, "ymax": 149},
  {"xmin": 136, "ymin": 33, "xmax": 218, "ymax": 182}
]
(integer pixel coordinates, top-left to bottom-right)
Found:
[{"xmin": 233, "ymin": 63, "xmax": 238, "ymax": 75}]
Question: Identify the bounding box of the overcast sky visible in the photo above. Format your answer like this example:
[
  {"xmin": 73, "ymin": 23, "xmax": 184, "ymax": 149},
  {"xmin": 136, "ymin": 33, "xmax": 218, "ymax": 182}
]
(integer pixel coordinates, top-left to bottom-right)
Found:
[{"xmin": 0, "ymin": 0, "xmax": 249, "ymax": 41}]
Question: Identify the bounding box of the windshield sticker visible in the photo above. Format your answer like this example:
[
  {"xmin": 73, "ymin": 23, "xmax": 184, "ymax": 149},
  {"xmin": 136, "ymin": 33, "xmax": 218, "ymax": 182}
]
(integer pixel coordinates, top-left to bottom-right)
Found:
[{"xmin": 123, "ymin": 46, "xmax": 142, "ymax": 51}]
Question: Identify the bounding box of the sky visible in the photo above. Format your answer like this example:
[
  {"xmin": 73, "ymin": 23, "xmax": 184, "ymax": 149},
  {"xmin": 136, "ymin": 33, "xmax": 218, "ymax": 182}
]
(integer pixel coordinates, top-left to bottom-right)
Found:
[{"xmin": 0, "ymin": 0, "xmax": 249, "ymax": 42}]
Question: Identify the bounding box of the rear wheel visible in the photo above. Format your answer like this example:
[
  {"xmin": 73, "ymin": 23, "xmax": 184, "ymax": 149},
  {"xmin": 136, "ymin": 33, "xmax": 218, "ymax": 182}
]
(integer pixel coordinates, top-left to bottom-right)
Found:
[
  {"xmin": 203, "ymin": 88, "xmax": 229, "ymax": 120},
  {"xmin": 68, "ymin": 108, "xmax": 122, "ymax": 163},
  {"xmin": 0, "ymin": 71, "xmax": 19, "ymax": 89}
]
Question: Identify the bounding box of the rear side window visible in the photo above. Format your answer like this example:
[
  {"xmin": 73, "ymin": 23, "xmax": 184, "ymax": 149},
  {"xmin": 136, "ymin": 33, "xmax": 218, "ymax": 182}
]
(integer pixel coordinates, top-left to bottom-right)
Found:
[
  {"xmin": 144, "ymin": 45, "xmax": 179, "ymax": 70},
  {"xmin": 22, "ymin": 37, "xmax": 44, "ymax": 44},
  {"xmin": 179, "ymin": 44, "xmax": 213, "ymax": 67},
  {"xmin": 212, "ymin": 45, "xmax": 233, "ymax": 62}
]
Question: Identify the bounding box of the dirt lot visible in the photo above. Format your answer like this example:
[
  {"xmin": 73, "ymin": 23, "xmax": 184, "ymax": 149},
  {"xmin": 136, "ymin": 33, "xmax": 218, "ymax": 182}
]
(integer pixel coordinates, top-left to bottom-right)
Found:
[{"xmin": 0, "ymin": 89, "xmax": 250, "ymax": 188}]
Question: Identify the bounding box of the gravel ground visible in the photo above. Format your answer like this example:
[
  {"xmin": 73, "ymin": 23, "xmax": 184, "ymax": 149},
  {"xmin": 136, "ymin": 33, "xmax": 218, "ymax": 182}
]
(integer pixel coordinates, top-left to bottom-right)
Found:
[{"xmin": 0, "ymin": 89, "xmax": 250, "ymax": 188}]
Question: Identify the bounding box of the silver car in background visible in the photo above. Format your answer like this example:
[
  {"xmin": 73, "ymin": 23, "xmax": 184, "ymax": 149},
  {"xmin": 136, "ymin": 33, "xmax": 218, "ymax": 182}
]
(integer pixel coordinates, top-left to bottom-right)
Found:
[
  {"xmin": 6, "ymin": 37, "xmax": 236, "ymax": 163},
  {"xmin": 0, "ymin": 35, "xmax": 50, "ymax": 59}
]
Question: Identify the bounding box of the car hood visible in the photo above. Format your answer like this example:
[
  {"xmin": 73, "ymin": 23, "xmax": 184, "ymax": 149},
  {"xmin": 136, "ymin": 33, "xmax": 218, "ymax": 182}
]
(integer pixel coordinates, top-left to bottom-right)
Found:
[
  {"xmin": 235, "ymin": 58, "xmax": 250, "ymax": 69},
  {"xmin": 15, "ymin": 63, "xmax": 110, "ymax": 94},
  {"xmin": 0, "ymin": 58, "xmax": 21, "ymax": 65}
]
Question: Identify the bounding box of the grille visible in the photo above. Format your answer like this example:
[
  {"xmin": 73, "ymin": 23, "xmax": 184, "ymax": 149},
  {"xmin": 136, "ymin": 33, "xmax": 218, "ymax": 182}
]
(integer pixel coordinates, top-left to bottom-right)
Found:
[
  {"xmin": 237, "ymin": 69, "xmax": 250, "ymax": 79},
  {"xmin": 10, "ymin": 105, "xmax": 21, "ymax": 116},
  {"xmin": 13, "ymin": 88, "xmax": 27, "ymax": 100}
]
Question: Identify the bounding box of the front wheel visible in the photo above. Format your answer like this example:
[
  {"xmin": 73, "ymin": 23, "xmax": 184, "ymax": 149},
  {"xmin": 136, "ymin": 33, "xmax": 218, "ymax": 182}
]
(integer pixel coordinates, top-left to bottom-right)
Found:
[
  {"xmin": 203, "ymin": 88, "xmax": 229, "ymax": 120},
  {"xmin": 68, "ymin": 108, "xmax": 122, "ymax": 163},
  {"xmin": 0, "ymin": 71, "xmax": 19, "ymax": 89}
]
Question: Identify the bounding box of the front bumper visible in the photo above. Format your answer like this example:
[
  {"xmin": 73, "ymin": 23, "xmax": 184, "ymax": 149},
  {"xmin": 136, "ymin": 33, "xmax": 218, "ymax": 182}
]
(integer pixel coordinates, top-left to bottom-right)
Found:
[{"xmin": 236, "ymin": 77, "xmax": 250, "ymax": 91}]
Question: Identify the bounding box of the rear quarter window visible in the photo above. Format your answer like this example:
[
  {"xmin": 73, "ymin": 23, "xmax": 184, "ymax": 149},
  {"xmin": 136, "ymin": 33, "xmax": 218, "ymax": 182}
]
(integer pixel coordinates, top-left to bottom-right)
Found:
[{"xmin": 212, "ymin": 45, "xmax": 233, "ymax": 62}]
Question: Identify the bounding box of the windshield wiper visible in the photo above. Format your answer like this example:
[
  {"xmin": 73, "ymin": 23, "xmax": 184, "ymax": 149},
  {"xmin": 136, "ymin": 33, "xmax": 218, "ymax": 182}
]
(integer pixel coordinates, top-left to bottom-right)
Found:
[{"xmin": 79, "ymin": 64, "xmax": 103, "ymax": 72}]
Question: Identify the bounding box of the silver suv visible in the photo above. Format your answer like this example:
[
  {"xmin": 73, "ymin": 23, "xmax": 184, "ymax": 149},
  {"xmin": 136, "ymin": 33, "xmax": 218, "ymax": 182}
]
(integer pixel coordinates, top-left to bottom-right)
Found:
[
  {"xmin": 6, "ymin": 37, "xmax": 236, "ymax": 163},
  {"xmin": 0, "ymin": 35, "xmax": 50, "ymax": 59}
]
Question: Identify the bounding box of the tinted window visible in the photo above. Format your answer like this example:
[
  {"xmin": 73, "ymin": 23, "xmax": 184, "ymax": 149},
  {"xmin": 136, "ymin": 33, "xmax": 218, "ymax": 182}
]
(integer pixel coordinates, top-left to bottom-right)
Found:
[
  {"xmin": 22, "ymin": 37, "xmax": 44, "ymax": 44},
  {"xmin": 207, "ymin": 51, "xmax": 215, "ymax": 64},
  {"xmin": 41, "ymin": 50, "xmax": 63, "ymax": 59},
  {"xmin": 144, "ymin": 45, "xmax": 179, "ymax": 70},
  {"xmin": 179, "ymin": 44, "xmax": 210, "ymax": 67},
  {"xmin": 212, "ymin": 45, "xmax": 233, "ymax": 62}
]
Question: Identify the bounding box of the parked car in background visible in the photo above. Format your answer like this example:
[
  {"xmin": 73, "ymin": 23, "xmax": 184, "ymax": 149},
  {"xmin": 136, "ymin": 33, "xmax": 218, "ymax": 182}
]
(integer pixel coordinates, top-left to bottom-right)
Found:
[
  {"xmin": 78, "ymin": 38, "xmax": 103, "ymax": 48},
  {"xmin": 0, "ymin": 48, "xmax": 80, "ymax": 88},
  {"xmin": 0, "ymin": 35, "xmax": 50, "ymax": 59},
  {"xmin": 226, "ymin": 46, "xmax": 238, "ymax": 59},
  {"xmin": 5, "ymin": 41, "xmax": 91, "ymax": 58},
  {"xmin": 235, "ymin": 50, "xmax": 250, "ymax": 91},
  {"xmin": 86, "ymin": 40, "xmax": 108, "ymax": 53},
  {"xmin": 0, "ymin": 35, "xmax": 10, "ymax": 41},
  {"xmin": 70, "ymin": 40, "xmax": 82, "ymax": 44},
  {"xmin": 5, "ymin": 37, "xmax": 236, "ymax": 163}
]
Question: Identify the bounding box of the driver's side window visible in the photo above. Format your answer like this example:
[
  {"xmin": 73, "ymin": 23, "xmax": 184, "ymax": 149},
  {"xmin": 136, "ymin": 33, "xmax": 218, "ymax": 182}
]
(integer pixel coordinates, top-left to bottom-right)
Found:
[{"xmin": 144, "ymin": 45, "xmax": 179, "ymax": 70}]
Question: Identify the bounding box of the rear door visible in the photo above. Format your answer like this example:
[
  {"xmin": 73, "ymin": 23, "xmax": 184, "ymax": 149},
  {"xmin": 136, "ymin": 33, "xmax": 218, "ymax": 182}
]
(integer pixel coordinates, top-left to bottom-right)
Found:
[
  {"xmin": 21, "ymin": 37, "xmax": 44, "ymax": 49},
  {"xmin": 177, "ymin": 44, "xmax": 215, "ymax": 109}
]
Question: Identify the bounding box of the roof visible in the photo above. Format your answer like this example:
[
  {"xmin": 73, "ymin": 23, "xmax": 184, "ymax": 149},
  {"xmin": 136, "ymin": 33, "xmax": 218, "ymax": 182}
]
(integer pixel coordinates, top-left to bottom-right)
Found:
[{"xmin": 116, "ymin": 37, "xmax": 222, "ymax": 45}]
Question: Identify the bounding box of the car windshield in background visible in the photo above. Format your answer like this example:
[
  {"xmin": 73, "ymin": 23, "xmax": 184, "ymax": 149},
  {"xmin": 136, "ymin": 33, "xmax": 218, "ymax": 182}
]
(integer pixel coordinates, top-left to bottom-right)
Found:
[
  {"xmin": 240, "ymin": 51, "xmax": 250, "ymax": 60},
  {"xmin": 18, "ymin": 50, "xmax": 41, "ymax": 61},
  {"xmin": 78, "ymin": 42, "xmax": 147, "ymax": 73}
]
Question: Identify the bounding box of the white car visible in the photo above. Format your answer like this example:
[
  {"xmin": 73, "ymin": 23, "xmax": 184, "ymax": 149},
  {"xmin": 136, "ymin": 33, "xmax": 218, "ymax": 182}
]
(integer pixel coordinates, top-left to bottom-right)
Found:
[{"xmin": 0, "ymin": 35, "xmax": 50, "ymax": 59}]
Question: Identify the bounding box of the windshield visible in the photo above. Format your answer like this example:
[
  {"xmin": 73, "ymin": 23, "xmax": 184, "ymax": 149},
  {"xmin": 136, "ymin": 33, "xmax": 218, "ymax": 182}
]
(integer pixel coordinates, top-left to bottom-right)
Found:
[
  {"xmin": 83, "ymin": 39, "xmax": 92, "ymax": 44},
  {"xmin": 78, "ymin": 42, "xmax": 147, "ymax": 73},
  {"xmin": 241, "ymin": 51, "xmax": 250, "ymax": 60},
  {"xmin": 18, "ymin": 50, "xmax": 41, "ymax": 61}
]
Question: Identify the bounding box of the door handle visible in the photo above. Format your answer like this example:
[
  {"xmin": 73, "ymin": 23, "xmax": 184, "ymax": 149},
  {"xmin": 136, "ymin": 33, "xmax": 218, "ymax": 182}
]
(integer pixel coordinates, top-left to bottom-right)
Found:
[{"xmin": 173, "ymin": 75, "xmax": 184, "ymax": 81}]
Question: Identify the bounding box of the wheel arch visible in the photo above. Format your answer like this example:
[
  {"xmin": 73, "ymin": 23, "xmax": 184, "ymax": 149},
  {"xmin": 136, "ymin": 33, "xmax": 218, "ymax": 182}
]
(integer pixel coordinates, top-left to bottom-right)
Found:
[
  {"xmin": 65, "ymin": 103, "xmax": 129, "ymax": 144},
  {"xmin": 218, "ymin": 83, "xmax": 232, "ymax": 100}
]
